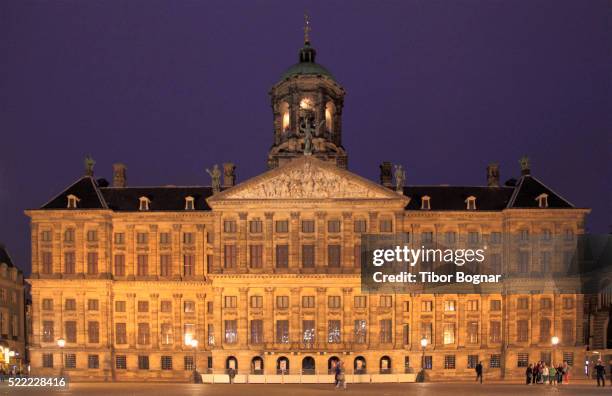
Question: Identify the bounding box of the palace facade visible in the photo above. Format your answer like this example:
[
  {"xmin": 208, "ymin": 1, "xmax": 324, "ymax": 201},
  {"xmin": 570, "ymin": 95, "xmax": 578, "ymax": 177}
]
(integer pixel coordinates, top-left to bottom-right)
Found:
[
  {"xmin": 27, "ymin": 31, "xmax": 589, "ymax": 382},
  {"xmin": 0, "ymin": 245, "xmax": 26, "ymax": 372}
]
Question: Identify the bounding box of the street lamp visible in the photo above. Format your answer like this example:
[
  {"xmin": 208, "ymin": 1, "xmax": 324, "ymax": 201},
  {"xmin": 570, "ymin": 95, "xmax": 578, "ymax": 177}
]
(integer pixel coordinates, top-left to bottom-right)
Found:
[
  {"xmin": 419, "ymin": 337, "xmax": 428, "ymax": 382},
  {"xmin": 56, "ymin": 338, "xmax": 65, "ymax": 376},
  {"xmin": 551, "ymin": 336, "xmax": 559, "ymax": 367},
  {"xmin": 190, "ymin": 339, "xmax": 199, "ymax": 383}
]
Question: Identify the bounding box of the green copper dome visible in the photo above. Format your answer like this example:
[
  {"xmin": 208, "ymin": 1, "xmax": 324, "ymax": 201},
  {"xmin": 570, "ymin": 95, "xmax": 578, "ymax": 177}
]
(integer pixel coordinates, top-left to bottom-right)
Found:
[{"xmin": 280, "ymin": 42, "xmax": 334, "ymax": 80}]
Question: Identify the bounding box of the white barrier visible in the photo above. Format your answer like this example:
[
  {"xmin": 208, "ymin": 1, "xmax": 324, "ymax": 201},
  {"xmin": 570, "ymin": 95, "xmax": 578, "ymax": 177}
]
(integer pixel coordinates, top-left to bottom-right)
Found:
[{"xmin": 201, "ymin": 373, "xmax": 416, "ymax": 384}]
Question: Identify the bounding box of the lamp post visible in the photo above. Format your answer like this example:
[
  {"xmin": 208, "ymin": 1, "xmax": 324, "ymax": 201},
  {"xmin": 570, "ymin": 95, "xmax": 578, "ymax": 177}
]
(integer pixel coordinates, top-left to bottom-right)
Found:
[
  {"xmin": 56, "ymin": 338, "xmax": 65, "ymax": 377},
  {"xmin": 419, "ymin": 337, "xmax": 428, "ymax": 382},
  {"xmin": 551, "ymin": 336, "xmax": 559, "ymax": 367},
  {"xmin": 190, "ymin": 339, "xmax": 198, "ymax": 383}
]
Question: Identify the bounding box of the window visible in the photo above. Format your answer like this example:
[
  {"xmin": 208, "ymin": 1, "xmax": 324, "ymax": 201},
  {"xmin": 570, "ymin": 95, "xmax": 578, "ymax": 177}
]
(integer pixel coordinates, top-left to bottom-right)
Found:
[
  {"xmin": 423, "ymin": 356, "xmax": 432, "ymax": 370},
  {"xmin": 301, "ymin": 220, "xmax": 315, "ymax": 233},
  {"xmin": 354, "ymin": 320, "xmax": 367, "ymax": 344},
  {"xmin": 421, "ymin": 300, "xmax": 432, "ymax": 312},
  {"xmin": 468, "ymin": 231, "xmax": 479, "ymax": 244},
  {"xmin": 64, "ymin": 228, "xmax": 75, "ymax": 242},
  {"xmin": 138, "ymin": 355, "xmax": 150, "ymax": 370},
  {"xmin": 354, "ymin": 296, "xmax": 367, "ymax": 308},
  {"xmin": 225, "ymin": 320, "xmax": 237, "ymax": 344},
  {"xmin": 403, "ymin": 324, "xmax": 410, "ymax": 345},
  {"xmin": 467, "ymin": 322, "xmax": 479, "ymax": 344},
  {"xmin": 42, "ymin": 353, "xmax": 54, "ymax": 368},
  {"xmin": 421, "ymin": 196, "xmax": 431, "ymax": 210},
  {"xmin": 249, "ymin": 219, "xmax": 263, "ymax": 233},
  {"xmin": 88, "ymin": 321, "xmax": 99, "ymax": 343},
  {"xmin": 354, "ymin": 219, "xmax": 367, "ymax": 233},
  {"xmin": 517, "ymin": 353, "xmax": 529, "ymax": 367},
  {"xmin": 183, "ymin": 232, "xmax": 194, "ymax": 244},
  {"xmin": 161, "ymin": 323, "xmax": 173, "ymax": 345},
  {"xmin": 88, "ymin": 355, "xmax": 99, "ymax": 369},
  {"xmin": 403, "ymin": 301, "xmax": 410, "ymax": 312},
  {"xmin": 563, "ymin": 297, "xmax": 574, "ymax": 309},
  {"xmin": 563, "ymin": 352, "xmax": 574, "ymax": 366},
  {"xmin": 206, "ymin": 301, "xmax": 213, "ymax": 313},
  {"xmin": 41, "ymin": 230, "xmax": 52, "ymax": 242},
  {"xmin": 354, "ymin": 244, "xmax": 362, "ymax": 267},
  {"xmin": 380, "ymin": 295, "xmax": 392, "ymax": 308},
  {"xmin": 517, "ymin": 297, "xmax": 529, "ymax": 310},
  {"xmin": 276, "ymin": 295, "xmax": 289, "ymax": 309},
  {"xmin": 276, "ymin": 245, "xmax": 289, "ymax": 268},
  {"xmin": 444, "ymin": 355, "xmax": 455, "ymax": 369},
  {"xmin": 302, "ymin": 296, "xmax": 315, "ymax": 308},
  {"xmin": 183, "ymin": 254, "xmax": 194, "ymax": 276},
  {"xmin": 519, "ymin": 229, "xmax": 530, "ymax": 242},
  {"xmin": 42, "ymin": 298, "xmax": 53, "ymax": 310},
  {"xmin": 159, "ymin": 232, "xmax": 171, "ymax": 244},
  {"xmin": 490, "ymin": 232, "xmax": 502, "ymax": 244},
  {"xmin": 250, "ymin": 319, "xmax": 263, "ymax": 344},
  {"xmin": 114, "ymin": 254, "xmax": 125, "ymax": 276},
  {"xmin": 564, "ymin": 229, "xmax": 574, "ymax": 241},
  {"xmin": 42, "ymin": 321, "xmax": 54, "ymax": 342},
  {"xmin": 275, "ymin": 220, "xmax": 288, "ymax": 233},
  {"xmin": 444, "ymin": 300, "xmax": 456, "ymax": 311},
  {"xmin": 445, "ymin": 231, "xmax": 456, "ymax": 245},
  {"xmin": 379, "ymin": 319, "xmax": 393, "ymax": 343},
  {"xmin": 303, "ymin": 320, "xmax": 316, "ymax": 343},
  {"xmin": 465, "ymin": 196, "xmax": 477, "ymax": 210},
  {"xmin": 490, "ymin": 354, "xmax": 501, "ymax": 368},
  {"xmin": 328, "ymin": 219, "xmax": 341, "ymax": 233},
  {"xmin": 138, "ymin": 197, "xmax": 150, "ymax": 211},
  {"xmin": 467, "ymin": 300, "xmax": 479, "ymax": 311},
  {"xmin": 161, "ymin": 356, "xmax": 172, "ymax": 370},
  {"xmin": 137, "ymin": 232, "xmax": 148, "ymax": 244},
  {"xmin": 421, "ymin": 232, "xmax": 433, "ymax": 244},
  {"xmin": 160, "ymin": 254, "xmax": 171, "ymax": 277},
  {"xmin": 328, "ymin": 296, "xmax": 341, "ymax": 309},
  {"xmin": 541, "ymin": 229, "xmax": 552, "ymax": 241},
  {"xmin": 467, "ymin": 355, "xmax": 479, "ymax": 369},
  {"xmin": 302, "ymin": 245, "xmax": 315, "ymax": 268},
  {"xmin": 536, "ymin": 193, "xmax": 548, "ymax": 208},
  {"xmin": 490, "ymin": 300, "xmax": 501, "ymax": 311},
  {"xmin": 328, "ymin": 245, "xmax": 341, "ymax": 267},
  {"xmin": 64, "ymin": 252, "xmax": 75, "ymax": 274},
  {"xmin": 443, "ymin": 323, "xmax": 456, "ymax": 344},
  {"xmin": 223, "ymin": 220, "xmax": 237, "ymax": 233},
  {"xmin": 276, "ymin": 320, "xmax": 289, "ymax": 343},
  {"xmin": 224, "ymin": 296, "xmax": 237, "ymax": 308},
  {"xmin": 517, "ymin": 320, "xmax": 529, "ymax": 342},
  {"xmin": 224, "ymin": 245, "xmax": 237, "ymax": 268},
  {"xmin": 185, "ymin": 196, "xmax": 195, "ymax": 210},
  {"xmin": 421, "ymin": 322, "xmax": 433, "ymax": 342},
  {"xmin": 539, "ymin": 318, "xmax": 551, "ymax": 342},
  {"xmin": 207, "ymin": 324, "xmax": 214, "ymax": 345},
  {"xmin": 87, "ymin": 299, "xmax": 99, "ymax": 311},
  {"xmin": 65, "ymin": 299, "xmax": 76, "ymax": 311},
  {"xmin": 138, "ymin": 323, "xmax": 150, "ymax": 345},
  {"xmin": 87, "ymin": 252, "xmax": 98, "ymax": 275},
  {"xmin": 489, "ymin": 321, "xmax": 501, "ymax": 343},
  {"xmin": 184, "ymin": 301, "xmax": 195, "ymax": 313},
  {"xmin": 379, "ymin": 219, "xmax": 393, "ymax": 233},
  {"xmin": 41, "ymin": 252, "xmax": 52, "ymax": 274},
  {"xmin": 540, "ymin": 251, "xmax": 551, "ymax": 272},
  {"xmin": 65, "ymin": 321, "xmax": 77, "ymax": 343},
  {"xmin": 250, "ymin": 295, "xmax": 263, "ymax": 308},
  {"xmin": 137, "ymin": 300, "xmax": 149, "ymax": 312},
  {"xmin": 184, "ymin": 356, "xmax": 194, "ymax": 371},
  {"xmin": 540, "ymin": 298, "xmax": 552, "ymax": 310},
  {"xmin": 518, "ymin": 251, "xmax": 529, "ymax": 273},
  {"xmin": 86, "ymin": 230, "xmax": 98, "ymax": 242},
  {"xmin": 114, "ymin": 232, "xmax": 125, "ymax": 245},
  {"xmin": 116, "ymin": 355, "xmax": 127, "ymax": 370},
  {"xmin": 328, "ymin": 320, "xmax": 341, "ymax": 343},
  {"xmin": 115, "ymin": 301, "xmax": 126, "ymax": 312},
  {"xmin": 249, "ymin": 245, "xmax": 263, "ymax": 268}
]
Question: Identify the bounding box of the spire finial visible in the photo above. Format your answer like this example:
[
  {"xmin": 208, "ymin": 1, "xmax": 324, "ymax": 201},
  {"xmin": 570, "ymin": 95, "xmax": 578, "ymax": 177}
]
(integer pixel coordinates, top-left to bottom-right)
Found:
[
  {"xmin": 303, "ymin": 12, "xmax": 311, "ymax": 44},
  {"xmin": 84, "ymin": 155, "xmax": 95, "ymax": 177}
]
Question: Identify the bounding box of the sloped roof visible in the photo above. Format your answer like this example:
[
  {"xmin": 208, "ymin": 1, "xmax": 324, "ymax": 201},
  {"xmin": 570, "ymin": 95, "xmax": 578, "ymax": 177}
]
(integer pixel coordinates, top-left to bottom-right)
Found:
[
  {"xmin": 0, "ymin": 245, "xmax": 14, "ymax": 267},
  {"xmin": 101, "ymin": 187, "xmax": 214, "ymax": 211},
  {"xmin": 41, "ymin": 176, "xmax": 107, "ymax": 209},
  {"xmin": 507, "ymin": 175, "xmax": 574, "ymax": 208},
  {"xmin": 403, "ymin": 186, "xmax": 514, "ymax": 211}
]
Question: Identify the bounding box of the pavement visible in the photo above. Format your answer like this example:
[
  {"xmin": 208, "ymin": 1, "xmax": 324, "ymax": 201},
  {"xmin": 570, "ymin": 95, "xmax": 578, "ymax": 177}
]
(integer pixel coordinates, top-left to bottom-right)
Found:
[{"xmin": 2, "ymin": 382, "xmax": 611, "ymax": 396}]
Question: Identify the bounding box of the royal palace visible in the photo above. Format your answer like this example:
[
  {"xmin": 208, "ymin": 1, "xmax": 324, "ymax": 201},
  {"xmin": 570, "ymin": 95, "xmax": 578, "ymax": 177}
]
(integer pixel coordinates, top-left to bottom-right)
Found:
[{"xmin": 27, "ymin": 29, "xmax": 590, "ymax": 382}]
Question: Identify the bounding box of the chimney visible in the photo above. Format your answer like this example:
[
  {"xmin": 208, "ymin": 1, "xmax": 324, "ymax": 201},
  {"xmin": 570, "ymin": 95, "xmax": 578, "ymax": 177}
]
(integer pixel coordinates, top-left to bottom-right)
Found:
[
  {"xmin": 380, "ymin": 162, "xmax": 393, "ymax": 188},
  {"xmin": 486, "ymin": 163, "xmax": 500, "ymax": 187},
  {"xmin": 223, "ymin": 163, "xmax": 236, "ymax": 188},
  {"xmin": 519, "ymin": 156, "xmax": 530, "ymax": 176},
  {"xmin": 113, "ymin": 163, "xmax": 127, "ymax": 187}
]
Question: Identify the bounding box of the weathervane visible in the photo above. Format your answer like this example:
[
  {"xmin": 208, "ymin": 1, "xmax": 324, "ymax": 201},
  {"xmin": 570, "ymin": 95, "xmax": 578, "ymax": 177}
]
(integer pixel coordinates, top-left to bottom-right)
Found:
[{"xmin": 304, "ymin": 12, "xmax": 311, "ymax": 44}]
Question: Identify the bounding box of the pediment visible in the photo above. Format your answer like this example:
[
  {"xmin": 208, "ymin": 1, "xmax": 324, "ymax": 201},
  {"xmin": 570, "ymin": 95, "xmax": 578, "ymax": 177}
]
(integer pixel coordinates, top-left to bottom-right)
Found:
[{"xmin": 209, "ymin": 156, "xmax": 406, "ymax": 202}]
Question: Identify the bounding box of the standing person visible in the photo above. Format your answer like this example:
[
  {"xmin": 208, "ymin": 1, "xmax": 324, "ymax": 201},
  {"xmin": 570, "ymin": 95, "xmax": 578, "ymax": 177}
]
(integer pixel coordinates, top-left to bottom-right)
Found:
[
  {"xmin": 563, "ymin": 362, "xmax": 570, "ymax": 384},
  {"xmin": 337, "ymin": 360, "xmax": 347, "ymax": 390},
  {"xmin": 549, "ymin": 365, "xmax": 556, "ymax": 385},
  {"xmin": 334, "ymin": 360, "xmax": 341, "ymax": 389},
  {"xmin": 475, "ymin": 361, "xmax": 483, "ymax": 384},
  {"xmin": 526, "ymin": 364, "xmax": 533, "ymax": 385},
  {"xmin": 542, "ymin": 364, "xmax": 549, "ymax": 385},
  {"xmin": 596, "ymin": 360, "xmax": 606, "ymax": 387},
  {"xmin": 557, "ymin": 364, "xmax": 564, "ymax": 384},
  {"xmin": 228, "ymin": 367, "xmax": 236, "ymax": 384}
]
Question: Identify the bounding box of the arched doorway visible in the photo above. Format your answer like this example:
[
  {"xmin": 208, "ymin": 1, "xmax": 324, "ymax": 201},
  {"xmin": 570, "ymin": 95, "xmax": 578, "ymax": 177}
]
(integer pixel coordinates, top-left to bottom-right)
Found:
[
  {"xmin": 354, "ymin": 356, "xmax": 366, "ymax": 374},
  {"xmin": 276, "ymin": 356, "xmax": 289, "ymax": 374},
  {"xmin": 380, "ymin": 356, "xmax": 392, "ymax": 374},
  {"xmin": 251, "ymin": 356, "xmax": 264, "ymax": 375},
  {"xmin": 226, "ymin": 356, "xmax": 238, "ymax": 374},
  {"xmin": 328, "ymin": 356, "xmax": 340, "ymax": 374},
  {"xmin": 302, "ymin": 356, "xmax": 316, "ymax": 375}
]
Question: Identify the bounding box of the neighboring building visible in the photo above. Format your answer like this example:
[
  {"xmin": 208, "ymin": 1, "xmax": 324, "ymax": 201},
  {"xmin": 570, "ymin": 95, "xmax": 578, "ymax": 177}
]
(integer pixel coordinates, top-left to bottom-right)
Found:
[
  {"xmin": 27, "ymin": 29, "xmax": 590, "ymax": 382},
  {"xmin": 0, "ymin": 245, "xmax": 26, "ymax": 372}
]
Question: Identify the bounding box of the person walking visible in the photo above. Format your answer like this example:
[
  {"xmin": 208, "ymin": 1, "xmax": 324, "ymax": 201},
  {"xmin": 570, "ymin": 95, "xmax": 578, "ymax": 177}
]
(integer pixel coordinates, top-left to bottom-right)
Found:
[
  {"xmin": 549, "ymin": 365, "xmax": 556, "ymax": 385},
  {"xmin": 596, "ymin": 360, "xmax": 606, "ymax": 387},
  {"xmin": 334, "ymin": 360, "xmax": 341, "ymax": 389},
  {"xmin": 228, "ymin": 367, "xmax": 236, "ymax": 384},
  {"xmin": 336, "ymin": 360, "xmax": 347, "ymax": 390},
  {"xmin": 526, "ymin": 364, "xmax": 533, "ymax": 385},
  {"xmin": 475, "ymin": 361, "xmax": 483, "ymax": 384}
]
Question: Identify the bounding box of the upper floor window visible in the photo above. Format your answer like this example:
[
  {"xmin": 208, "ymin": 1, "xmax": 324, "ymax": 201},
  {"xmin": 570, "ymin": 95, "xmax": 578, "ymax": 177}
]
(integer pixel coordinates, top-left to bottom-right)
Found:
[
  {"xmin": 379, "ymin": 219, "xmax": 393, "ymax": 233},
  {"xmin": 445, "ymin": 231, "xmax": 456, "ymax": 245},
  {"xmin": 276, "ymin": 296, "xmax": 289, "ymax": 309},
  {"xmin": 519, "ymin": 229, "xmax": 530, "ymax": 242},
  {"xmin": 139, "ymin": 196, "xmax": 151, "ymax": 211},
  {"xmin": 136, "ymin": 232, "xmax": 148, "ymax": 244},
  {"xmin": 223, "ymin": 220, "xmax": 237, "ymax": 233},
  {"xmin": 280, "ymin": 101, "xmax": 290, "ymax": 132},
  {"xmin": 275, "ymin": 220, "xmax": 288, "ymax": 233},
  {"xmin": 64, "ymin": 228, "xmax": 75, "ymax": 243},
  {"xmin": 564, "ymin": 229, "xmax": 574, "ymax": 241},
  {"xmin": 183, "ymin": 232, "xmax": 194, "ymax": 244},
  {"xmin": 86, "ymin": 230, "xmax": 98, "ymax": 242},
  {"xmin": 159, "ymin": 232, "xmax": 171, "ymax": 244},
  {"xmin": 327, "ymin": 220, "xmax": 341, "ymax": 233},
  {"xmin": 468, "ymin": 231, "xmax": 479, "ymax": 244},
  {"xmin": 354, "ymin": 219, "xmax": 367, "ymax": 233},
  {"xmin": 465, "ymin": 196, "xmax": 477, "ymax": 210},
  {"xmin": 184, "ymin": 196, "xmax": 195, "ymax": 210},
  {"xmin": 66, "ymin": 194, "xmax": 80, "ymax": 209},
  {"xmin": 114, "ymin": 233, "xmax": 125, "ymax": 244},
  {"xmin": 249, "ymin": 219, "xmax": 263, "ymax": 234},
  {"xmin": 325, "ymin": 101, "xmax": 335, "ymax": 132},
  {"xmin": 444, "ymin": 300, "xmax": 456, "ymax": 311},
  {"xmin": 41, "ymin": 230, "xmax": 52, "ymax": 242},
  {"xmin": 328, "ymin": 296, "xmax": 341, "ymax": 309},
  {"xmin": 421, "ymin": 232, "xmax": 433, "ymax": 244},
  {"xmin": 490, "ymin": 232, "xmax": 502, "ymax": 244},
  {"xmin": 301, "ymin": 220, "xmax": 315, "ymax": 233},
  {"xmin": 541, "ymin": 229, "xmax": 552, "ymax": 242},
  {"xmin": 421, "ymin": 196, "xmax": 431, "ymax": 210},
  {"xmin": 535, "ymin": 193, "xmax": 548, "ymax": 208},
  {"xmin": 224, "ymin": 296, "xmax": 237, "ymax": 308}
]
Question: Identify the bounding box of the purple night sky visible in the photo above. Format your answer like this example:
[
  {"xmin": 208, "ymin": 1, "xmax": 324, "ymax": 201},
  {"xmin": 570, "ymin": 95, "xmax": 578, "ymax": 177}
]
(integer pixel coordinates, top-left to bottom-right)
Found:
[{"xmin": 1, "ymin": 1, "xmax": 610, "ymax": 275}]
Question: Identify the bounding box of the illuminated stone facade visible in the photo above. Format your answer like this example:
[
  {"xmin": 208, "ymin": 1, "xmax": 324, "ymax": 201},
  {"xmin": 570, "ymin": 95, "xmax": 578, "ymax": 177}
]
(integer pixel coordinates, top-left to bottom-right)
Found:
[
  {"xmin": 0, "ymin": 246, "xmax": 26, "ymax": 371},
  {"xmin": 27, "ymin": 35, "xmax": 589, "ymax": 382}
]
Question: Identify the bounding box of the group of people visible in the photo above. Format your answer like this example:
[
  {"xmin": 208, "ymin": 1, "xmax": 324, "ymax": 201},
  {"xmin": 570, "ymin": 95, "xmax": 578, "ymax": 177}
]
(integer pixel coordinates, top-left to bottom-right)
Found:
[{"xmin": 526, "ymin": 361, "xmax": 570, "ymax": 385}]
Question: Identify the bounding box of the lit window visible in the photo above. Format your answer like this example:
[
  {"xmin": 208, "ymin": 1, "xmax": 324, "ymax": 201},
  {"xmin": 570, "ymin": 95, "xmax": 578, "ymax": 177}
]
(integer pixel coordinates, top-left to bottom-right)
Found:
[
  {"xmin": 421, "ymin": 196, "xmax": 431, "ymax": 210},
  {"xmin": 535, "ymin": 193, "xmax": 548, "ymax": 208},
  {"xmin": 300, "ymin": 97, "xmax": 313, "ymax": 110},
  {"xmin": 185, "ymin": 196, "xmax": 195, "ymax": 210},
  {"xmin": 325, "ymin": 101, "xmax": 335, "ymax": 132},
  {"xmin": 465, "ymin": 196, "xmax": 477, "ymax": 210},
  {"xmin": 139, "ymin": 196, "xmax": 150, "ymax": 211},
  {"xmin": 67, "ymin": 194, "xmax": 80, "ymax": 209}
]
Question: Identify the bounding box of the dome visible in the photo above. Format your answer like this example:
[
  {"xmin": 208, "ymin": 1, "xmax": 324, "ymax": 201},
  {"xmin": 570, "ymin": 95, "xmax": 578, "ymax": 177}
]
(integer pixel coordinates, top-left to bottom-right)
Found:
[{"xmin": 281, "ymin": 62, "xmax": 334, "ymax": 80}]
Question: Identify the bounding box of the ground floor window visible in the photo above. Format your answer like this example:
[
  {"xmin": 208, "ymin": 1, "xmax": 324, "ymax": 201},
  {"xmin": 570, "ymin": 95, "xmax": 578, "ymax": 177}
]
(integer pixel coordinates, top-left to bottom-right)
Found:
[
  {"xmin": 467, "ymin": 355, "xmax": 478, "ymax": 369},
  {"xmin": 422, "ymin": 356, "xmax": 432, "ymax": 370},
  {"xmin": 563, "ymin": 352, "xmax": 574, "ymax": 366},
  {"xmin": 302, "ymin": 356, "xmax": 315, "ymax": 375},
  {"xmin": 277, "ymin": 356, "xmax": 289, "ymax": 374},
  {"xmin": 354, "ymin": 356, "xmax": 366, "ymax": 374},
  {"xmin": 380, "ymin": 356, "xmax": 392, "ymax": 373},
  {"xmin": 88, "ymin": 354, "xmax": 99, "ymax": 369},
  {"xmin": 490, "ymin": 354, "xmax": 501, "ymax": 368},
  {"xmin": 65, "ymin": 353, "xmax": 76, "ymax": 369},
  {"xmin": 138, "ymin": 355, "xmax": 149, "ymax": 370},
  {"xmin": 184, "ymin": 356, "xmax": 194, "ymax": 371},
  {"xmin": 251, "ymin": 356, "xmax": 264, "ymax": 374},
  {"xmin": 540, "ymin": 352, "xmax": 551, "ymax": 366},
  {"xmin": 161, "ymin": 356, "xmax": 172, "ymax": 370},
  {"xmin": 42, "ymin": 353, "xmax": 53, "ymax": 368},
  {"xmin": 404, "ymin": 356, "xmax": 410, "ymax": 373},
  {"xmin": 444, "ymin": 355, "xmax": 455, "ymax": 369},
  {"xmin": 517, "ymin": 353, "xmax": 529, "ymax": 367},
  {"xmin": 116, "ymin": 355, "xmax": 127, "ymax": 370}
]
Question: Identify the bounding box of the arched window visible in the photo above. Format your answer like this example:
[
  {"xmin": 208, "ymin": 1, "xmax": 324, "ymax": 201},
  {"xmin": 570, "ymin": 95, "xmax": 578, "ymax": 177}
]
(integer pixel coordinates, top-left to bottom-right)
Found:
[
  {"xmin": 251, "ymin": 356, "xmax": 264, "ymax": 374},
  {"xmin": 139, "ymin": 196, "xmax": 151, "ymax": 211},
  {"xmin": 277, "ymin": 356, "xmax": 289, "ymax": 374},
  {"xmin": 185, "ymin": 196, "xmax": 195, "ymax": 210},
  {"xmin": 421, "ymin": 195, "xmax": 431, "ymax": 210},
  {"xmin": 226, "ymin": 356, "xmax": 238, "ymax": 373},
  {"xmin": 302, "ymin": 356, "xmax": 315, "ymax": 375},
  {"xmin": 465, "ymin": 196, "xmax": 477, "ymax": 210},
  {"xmin": 536, "ymin": 193, "xmax": 548, "ymax": 208},
  {"xmin": 354, "ymin": 356, "xmax": 366, "ymax": 374},
  {"xmin": 325, "ymin": 101, "xmax": 336, "ymax": 132},
  {"xmin": 67, "ymin": 194, "xmax": 80, "ymax": 209},
  {"xmin": 328, "ymin": 356, "xmax": 340, "ymax": 374},
  {"xmin": 380, "ymin": 356, "xmax": 392, "ymax": 374},
  {"xmin": 280, "ymin": 102, "xmax": 290, "ymax": 132}
]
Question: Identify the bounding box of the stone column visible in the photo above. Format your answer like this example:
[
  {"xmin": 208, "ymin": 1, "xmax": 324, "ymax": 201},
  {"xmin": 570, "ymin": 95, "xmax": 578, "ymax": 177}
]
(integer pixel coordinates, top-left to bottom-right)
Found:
[
  {"xmin": 368, "ymin": 292, "xmax": 378, "ymax": 348},
  {"xmin": 173, "ymin": 293, "xmax": 183, "ymax": 347},
  {"xmin": 290, "ymin": 288, "xmax": 301, "ymax": 344},
  {"xmin": 264, "ymin": 287, "xmax": 275, "ymax": 346},
  {"xmin": 342, "ymin": 288, "xmax": 353, "ymax": 345},
  {"xmin": 264, "ymin": 213, "xmax": 274, "ymax": 272},
  {"xmin": 316, "ymin": 287, "xmax": 327, "ymax": 347},
  {"xmin": 369, "ymin": 212, "xmax": 379, "ymax": 233},
  {"xmin": 213, "ymin": 288, "xmax": 223, "ymax": 348},
  {"xmin": 150, "ymin": 225, "xmax": 159, "ymax": 278},
  {"xmin": 289, "ymin": 212, "xmax": 300, "ymax": 271},
  {"xmin": 394, "ymin": 294, "xmax": 403, "ymax": 348},
  {"xmin": 75, "ymin": 222, "xmax": 85, "ymax": 275},
  {"xmin": 150, "ymin": 293, "xmax": 159, "ymax": 347},
  {"xmin": 53, "ymin": 222, "xmax": 62, "ymax": 274},
  {"xmin": 239, "ymin": 288, "xmax": 248, "ymax": 348},
  {"xmin": 196, "ymin": 293, "xmax": 206, "ymax": 348},
  {"xmin": 127, "ymin": 293, "xmax": 136, "ymax": 347},
  {"xmin": 126, "ymin": 225, "xmax": 135, "ymax": 279},
  {"xmin": 315, "ymin": 212, "xmax": 327, "ymax": 270},
  {"xmin": 172, "ymin": 224, "xmax": 181, "ymax": 279},
  {"xmin": 238, "ymin": 212, "xmax": 248, "ymax": 272},
  {"xmin": 342, "ymin": 212, "xmax": 353, "ymax": 270},
  {"xmin": 196, "ymin": 225, "xmax": 205, "ymax": 278}
]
